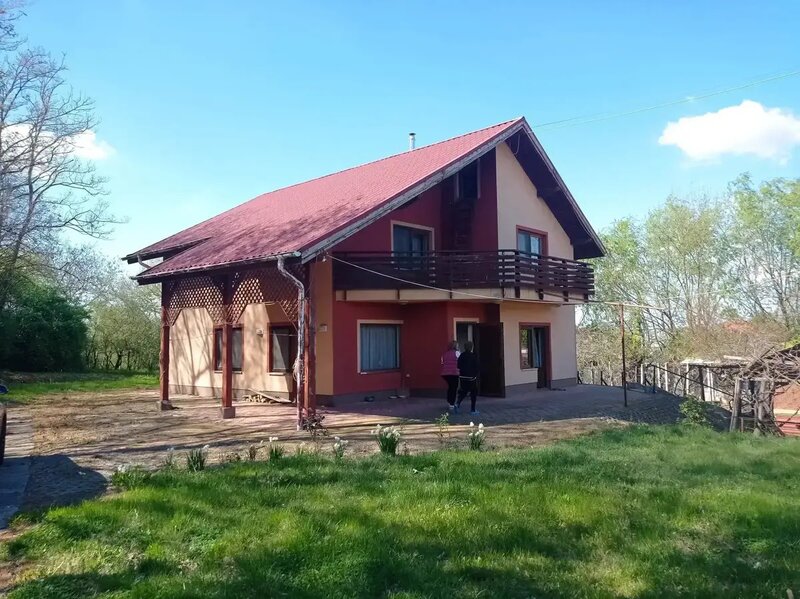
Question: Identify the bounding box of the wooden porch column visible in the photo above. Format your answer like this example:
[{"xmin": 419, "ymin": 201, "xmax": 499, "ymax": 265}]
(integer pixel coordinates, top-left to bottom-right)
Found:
[
  {"xmin": 158, "ymin": 303, "xmax": 170, "ymax": 410},
  {"xmin": 220, "ymin": 276, "xmax": 235, "ymax": 419}
]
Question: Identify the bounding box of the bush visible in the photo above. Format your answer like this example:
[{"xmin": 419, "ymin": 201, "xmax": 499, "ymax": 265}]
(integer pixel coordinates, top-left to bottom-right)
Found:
[
  {"xmin": 268, "ymin": 437, "xmax": 285, "ymax": 460},
  {"xmin": 435, "ymin": 413, "xmax": 450, "ymax": 445},
  {"xmin": 162, "ymin": 448, "xmax": 176, "ymax": 470},
  {"xmin": 247, "ymin": 443, "xmax": 260, "ymax": 461},
  {"xmin": 186, "ymin": 446, "xmax": 209, "ymax": 472},
  {"xmin": 0, "ymin": 280, "xmax": 88, "ymax": 371},
  {"xmin": 373, "ymin": 425, "xmax": 402, "ymax": 455},
  {"xmin": 332, "ymin": 436, "xmax": 348, "ymax": 459},
  {"xmin": 467, "ymin": 422, "xmax": 486, "ymax": 450},
  {"xmin": 111, "ymin": 465, "xmax": 151, "ymax": 489},
  {"xmin": 680, "ymin": 396, "xmax": 711, "ymax": 427}
]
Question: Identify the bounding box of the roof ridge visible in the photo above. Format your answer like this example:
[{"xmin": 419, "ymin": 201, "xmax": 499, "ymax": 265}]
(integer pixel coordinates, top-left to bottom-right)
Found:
[{"xmin": 236, "ymin": 117, "xmax": 523, "ymax": 205}]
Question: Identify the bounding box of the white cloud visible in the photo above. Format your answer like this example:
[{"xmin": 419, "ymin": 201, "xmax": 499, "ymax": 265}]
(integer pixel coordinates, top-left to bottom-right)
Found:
[
  {"xmin": 658, "ymin": 100, "xmax": 800, "ymax": 163},
  {"xmin": 3, "ymin": 124, "xmax": 115, "ymax": 161},
  {"xmin": 67, "ymin": 130, "xmax": 115, "ymax": 160}
]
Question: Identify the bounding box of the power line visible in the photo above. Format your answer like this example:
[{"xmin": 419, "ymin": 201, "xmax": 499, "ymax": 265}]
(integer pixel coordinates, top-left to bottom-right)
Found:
[{"xmin": 531, "ymin": 68, "xmax": 800, "ymax": 131}]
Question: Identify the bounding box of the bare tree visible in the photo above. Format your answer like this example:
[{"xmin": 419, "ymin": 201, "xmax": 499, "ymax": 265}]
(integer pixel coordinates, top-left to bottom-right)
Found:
[{"xmin": 0, "ymin": 9, "xmax": 117, "ymax": 314}]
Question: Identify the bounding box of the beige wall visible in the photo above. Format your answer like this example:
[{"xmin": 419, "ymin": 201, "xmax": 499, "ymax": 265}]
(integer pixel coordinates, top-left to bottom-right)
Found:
[
  {"xmin": 311, "ymin": 260, "xmax": 334, "ymax": 396},
  {"xmin": 495, "ymin": 142, "xmax": 574, "ymax": 260},
  {"xmin": 169, "ymin": 303, "xmax": 294, "ymax": 397},
  {"xmin": 500, "ymin": 302, "xmax": 577, "ymax": 387},
  {"xmin": 170, "ymin": 307, "xmax": 214, "ymax": 394}
]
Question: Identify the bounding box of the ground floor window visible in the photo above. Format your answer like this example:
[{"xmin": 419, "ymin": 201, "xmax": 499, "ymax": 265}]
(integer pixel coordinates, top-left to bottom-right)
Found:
[
  {"xmin": 213, "ymin": 326, "xmax": 243, "ymax": 372},
  {"xmin": 359, "ymin": 323, "xmax": 400, "ymax": 372},
  {"xmin": 270, "ymin": 324, "xmax": 296, "ymax": 373},
  {"xmin": 519, "ymin": 325, "xmax": 544, "ymax": 370}
]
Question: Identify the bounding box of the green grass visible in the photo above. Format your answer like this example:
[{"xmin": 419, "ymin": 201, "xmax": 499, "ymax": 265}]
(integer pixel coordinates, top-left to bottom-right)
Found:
[
  {"xmin": 0, "ymin": 372, "xmax": 158, "ymax": 403},
  {"xmin": 4, "ymin": 427, "xmax": 800, "ymax": 598}
]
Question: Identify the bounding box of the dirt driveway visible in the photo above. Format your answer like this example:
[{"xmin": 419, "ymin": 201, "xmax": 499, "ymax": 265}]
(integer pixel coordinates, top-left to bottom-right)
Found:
[{"xmin": 20, "ymin": 385, "xmax": 681, "ymax": 510}]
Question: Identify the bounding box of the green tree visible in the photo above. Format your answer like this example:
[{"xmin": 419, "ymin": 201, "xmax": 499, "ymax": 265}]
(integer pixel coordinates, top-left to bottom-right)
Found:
[
  {"xmin": 86, "ymin": 277, "xmax": 159, "ymax": 371},
  {"xmin": 727, "ymin": 174, "xmax": 800, "ymax": 334},
  {"xmin": 0, "ymin": 279, "xmax": 88, "ymax": 371}
]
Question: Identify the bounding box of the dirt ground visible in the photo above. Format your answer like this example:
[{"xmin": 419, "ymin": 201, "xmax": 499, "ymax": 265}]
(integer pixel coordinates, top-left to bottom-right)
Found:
[{"xmin": 20, "ymin": 385, "xmax": 682, "ymax": 510}]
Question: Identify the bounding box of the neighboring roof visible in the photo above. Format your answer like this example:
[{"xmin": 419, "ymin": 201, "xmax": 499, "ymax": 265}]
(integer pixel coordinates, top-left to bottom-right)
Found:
[{"xmin": 128, "ymin": 117, "xmax": 604, "ymax": 282}]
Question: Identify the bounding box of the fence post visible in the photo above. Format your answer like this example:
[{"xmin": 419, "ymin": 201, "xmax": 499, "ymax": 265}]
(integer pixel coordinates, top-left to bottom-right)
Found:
[{"xmin": 651, "ymin": 364, "xmax": 657, "ymax": 394}]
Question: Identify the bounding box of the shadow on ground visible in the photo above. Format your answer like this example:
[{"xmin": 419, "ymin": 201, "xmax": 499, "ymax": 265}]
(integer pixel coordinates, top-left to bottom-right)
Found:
[{"xmin": 22, "ymin": 455, "xmax": 107, "ymax": 511}]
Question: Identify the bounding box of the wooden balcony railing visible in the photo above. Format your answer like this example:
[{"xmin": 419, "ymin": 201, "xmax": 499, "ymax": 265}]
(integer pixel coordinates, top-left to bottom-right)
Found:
[{"xmin": 332, "ymin": 250, "xmax": 594, "ymax": 300}]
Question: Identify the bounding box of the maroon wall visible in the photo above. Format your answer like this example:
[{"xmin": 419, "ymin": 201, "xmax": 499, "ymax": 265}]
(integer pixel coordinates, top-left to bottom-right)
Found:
[
  {"xmin": 472, "ymin": 149, "xmax": 498, "ymax": 251},
  {"xmin": 333, "ymin": 149, "xmax": 498, "ymax": 254},
  {"xmin": 332, "ymin": 300, "xmax": 493, "ymax": 396},
  {"xmin": 335, "ymin": 185, "xmax": 443, "ymax": 252}
]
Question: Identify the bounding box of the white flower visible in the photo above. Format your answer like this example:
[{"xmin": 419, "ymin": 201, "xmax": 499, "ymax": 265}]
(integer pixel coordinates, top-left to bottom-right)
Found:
[
  {"xmin": 469, "ymin": 422, "xmax": 475, "ymax": 427},
  {"xmin": 478, "ymin": 423, "xmax": 484, "ymax": 430},
  {"xmin": 269, "ymin": 436, "xmax": 278, "ymax": 443},
  {"xmin": 202, "ymin": 444, "xmax": 210, "ymax": 451}
]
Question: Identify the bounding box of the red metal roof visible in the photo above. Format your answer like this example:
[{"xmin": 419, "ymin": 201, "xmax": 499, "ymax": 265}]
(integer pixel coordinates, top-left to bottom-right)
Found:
[
  {"xmin": 130, "ymin": 119, "xmax": 523, "ymax": 280},
  {"xmin": 129, "ymin": 117, "xmax": 602, "ymax": 281}
]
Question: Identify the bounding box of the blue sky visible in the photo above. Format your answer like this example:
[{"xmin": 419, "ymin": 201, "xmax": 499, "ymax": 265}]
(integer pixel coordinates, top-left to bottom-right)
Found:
[{"xmin": 22, "ymin": 0, "xmax": 800, "ymax": 263}]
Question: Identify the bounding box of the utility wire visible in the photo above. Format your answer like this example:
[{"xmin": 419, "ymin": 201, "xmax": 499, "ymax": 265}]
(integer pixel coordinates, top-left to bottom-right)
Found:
[{"xmin": 531, "ymin": 68, "xmax": 800, "ymax": 131}]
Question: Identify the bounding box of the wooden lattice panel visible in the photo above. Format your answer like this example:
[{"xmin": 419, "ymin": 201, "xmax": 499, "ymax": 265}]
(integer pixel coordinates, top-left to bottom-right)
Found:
[
  {"xmin": 165, "ymin": 275, "xmax": 226, "ymax": 325},
  {"xmin": 230, "ymin": 265, "xmax": 302, "ymax": 324},
  {"xmin": 163, "ymin": 264, "xmax": 306, "ymax": 327}
]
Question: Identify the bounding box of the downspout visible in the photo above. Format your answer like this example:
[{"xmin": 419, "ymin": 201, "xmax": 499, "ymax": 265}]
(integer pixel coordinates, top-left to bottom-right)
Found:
[{"xmin": 277, "ymin": 255, "xmax": 306, "ymax": 430}]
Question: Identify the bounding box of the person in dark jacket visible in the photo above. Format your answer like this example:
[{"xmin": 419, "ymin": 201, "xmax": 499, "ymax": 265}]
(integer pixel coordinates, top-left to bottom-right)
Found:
[{"xmin": 456, "ymin": 341, "xmax": 480, "ymax": 415}]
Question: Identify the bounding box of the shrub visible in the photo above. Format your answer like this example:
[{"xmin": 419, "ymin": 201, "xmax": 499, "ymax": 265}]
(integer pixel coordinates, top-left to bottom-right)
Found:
[
  {"xmin": 332, "ymin": 436, "xmax": 348, "ymax": 459},
  {"xmin": 680, "ymin": 396, "xmax": 711, "ymax": 427},
  {"xmin": 186, "ymin": 445, "xmax": 209, "ymax": 472},
  {"xmin": 268, "ymin": 437, "xmax": 285, "ymax": 460},
  {"xmin": 435, "ymin": 412, "xmax": 450, "ymax": 445},
  {"xmin": 301, "ymin": 413, "xmax": 329, "ymax": 444},
  {"xmin": 247, "ymin": 443, "xmax": 260, "ymax": 461},
  {"xmin": 373, "ymin": 424, "xmax": 402, "ymax": 455},
  {"xmin": 223, "ymin": 452, "xmax": 242, "ymax": 464},
  {"xmin": 162, "ymin": 447, "xmax": 176, "ymax": 470},
  {"xmin": 111, "ymin": 464, "xmax": 151, "ymax": 489},
  {"xmin": 467, "ymin": 422, "xmax": 486, "ymax": 451}
]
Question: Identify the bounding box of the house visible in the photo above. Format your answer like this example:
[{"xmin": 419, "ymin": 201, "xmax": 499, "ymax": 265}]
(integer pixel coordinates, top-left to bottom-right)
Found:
[{"xmin": 125, "ymin": 117, "xmax": 604, "ymax": 421}]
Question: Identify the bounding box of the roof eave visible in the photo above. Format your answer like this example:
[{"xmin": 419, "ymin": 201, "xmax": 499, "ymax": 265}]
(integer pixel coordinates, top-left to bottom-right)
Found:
[
  {"xmin": 133, "ymin": 251, "xmax": 302, "ymax": 285},
  {"xmin": 518, "ymin": 121, "xmax": 606, "ymax": 258}
]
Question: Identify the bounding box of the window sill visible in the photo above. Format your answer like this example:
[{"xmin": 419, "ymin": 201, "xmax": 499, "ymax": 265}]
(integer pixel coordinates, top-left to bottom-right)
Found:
[
  {"xmin": 359, "ymin": 369, "xmax": 401, "ymax": 375},
  {"xmin": 214, "ymin": 370, "xmax": 243, "ymax": 374},
  {"xmin": 268, "ymin": 371, "xmax": 291, "ymax": 376}
]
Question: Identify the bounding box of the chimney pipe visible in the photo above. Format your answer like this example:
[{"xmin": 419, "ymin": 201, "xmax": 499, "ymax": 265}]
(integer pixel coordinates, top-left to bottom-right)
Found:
[{"xmin": 408, "ymin": 132, "xmax": 416, "ymax": 150}]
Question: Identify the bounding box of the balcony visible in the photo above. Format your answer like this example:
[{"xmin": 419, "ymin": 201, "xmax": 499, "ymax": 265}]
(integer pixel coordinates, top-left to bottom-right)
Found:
[{"xmin": 332, "ymin": 250, "xmax": 594, "ymax": 301}]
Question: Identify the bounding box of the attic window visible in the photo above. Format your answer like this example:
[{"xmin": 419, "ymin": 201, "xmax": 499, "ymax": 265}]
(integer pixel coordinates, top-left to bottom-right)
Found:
[{"xmin": 456, "ymin": 160, "xmax": 480, "ymax": 200}]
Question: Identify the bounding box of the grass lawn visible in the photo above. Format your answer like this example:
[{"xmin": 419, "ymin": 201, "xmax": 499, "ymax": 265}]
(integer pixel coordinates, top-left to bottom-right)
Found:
[
  {"xmin": 3, "ymin": 426, "xmax": 800, "ymax": 598},
  {"xmin": 0, "ymin": 372, "xmax": 158, "ymax": 403}
]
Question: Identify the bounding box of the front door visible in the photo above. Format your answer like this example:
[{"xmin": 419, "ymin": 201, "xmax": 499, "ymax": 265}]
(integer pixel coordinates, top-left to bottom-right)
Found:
[{"xmin": 477, "ymin": 323, "xmax": 505, "ymax": 397}]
